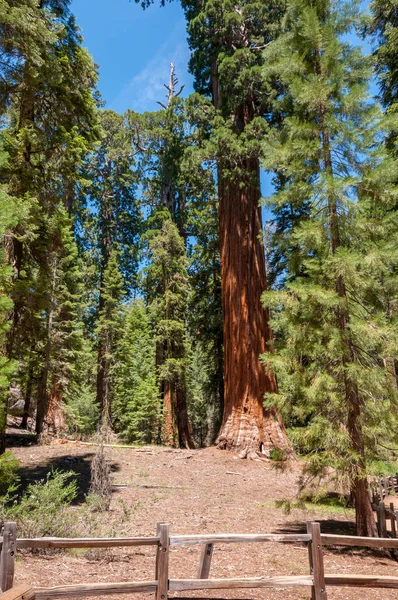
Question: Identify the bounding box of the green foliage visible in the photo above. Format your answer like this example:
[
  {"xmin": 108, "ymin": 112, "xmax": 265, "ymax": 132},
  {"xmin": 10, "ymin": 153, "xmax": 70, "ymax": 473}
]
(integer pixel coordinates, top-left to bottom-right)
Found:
[
  {"xmin": 0, "ymin": 452, "xmax": 19, "ymax": 496},
  {"xmin": 113, "ymin": 300, "xmax": 160, "ymax": 443},
  {"xmin": 146, "ymin": 218, "xmax": 188, "ymax": 384},
  {"xmin": 65, "ymin": 380, "xmax": 99, "ymax": 437},
  {"xmin": 1, "ymin": 470, "xmax": 78, "ymax": 538},
  {"xmin": 261, "ymin": 0, "xmax": 398, "ymax": 517},
  {"xmin": 187, "ymin": 192, "xmax": 223, "ymax": 445},
  {"xmin": 371, "ymin": 0, "xmax": 398, "ymax": 111}
]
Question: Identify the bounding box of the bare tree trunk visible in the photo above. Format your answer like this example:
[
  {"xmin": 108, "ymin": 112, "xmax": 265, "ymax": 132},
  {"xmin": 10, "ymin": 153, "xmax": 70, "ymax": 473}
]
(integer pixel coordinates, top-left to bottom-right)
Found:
[
  {"xmin": 36, "ymin": 260, "xmax": 57, "ymax": 435},
  {"xmin": 20, "ymin": 366, "xmax": 34, "ymax": 429},
  {"xmin": 176, "ymin": 385, "xmax": 195, "ymax": 449},
  {"xmin": 215, "ymin": 157, "xmax": 290, "ymax": 459},
  {"xmin": 43, "ymin": 380, "xmax": 66, "ymax": 435}
]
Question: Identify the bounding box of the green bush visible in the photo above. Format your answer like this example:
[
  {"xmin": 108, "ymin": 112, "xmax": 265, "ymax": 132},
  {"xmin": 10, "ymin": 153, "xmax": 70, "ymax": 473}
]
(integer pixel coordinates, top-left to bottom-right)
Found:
[
  {"xmin": 65, "ymin": 383, "xmax": 99, "ymax": 437},
  {"xmin": 0, "ymin": 470, "xmax": 78, "ymax": 538},
  {"xmin": 0, "ymin": 452, "xmax": 19, "ymax": 495}
]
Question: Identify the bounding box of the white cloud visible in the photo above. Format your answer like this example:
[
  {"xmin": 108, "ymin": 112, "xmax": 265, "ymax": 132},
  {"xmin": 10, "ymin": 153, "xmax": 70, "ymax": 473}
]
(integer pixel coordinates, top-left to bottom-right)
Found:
[{"xmin": 109, "ymin": 20, "xmax": 192, "ymax": 113}]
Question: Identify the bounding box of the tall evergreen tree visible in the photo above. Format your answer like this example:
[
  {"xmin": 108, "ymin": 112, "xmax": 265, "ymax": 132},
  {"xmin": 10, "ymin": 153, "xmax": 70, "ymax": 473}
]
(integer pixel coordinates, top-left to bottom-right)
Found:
[
  {"xmin": 95, "ymin": 251, "xmax": 125, "ymax": 428},
  {"xmin": 136, "ymin": 0, "xmax": 290, "ymax": 458},
  {"xmin": 187, "ymin": 194, "xmax": 223, "ymax": 444},
  {"xmin": 0, "ymin": 0, "xmax": 100, "ymax": 443},
  {"xmin": 144, "ymin": 216, "xmax": 194, "ymax": 448},
  {"xmin": 371, "ymin": 0, "xmax": 398, "ymax": 116},
  {"xmin": 262, "ymin": 0, "xmax": 398, "ymax": 536},
  {"xmin": 78, "ymin": 109, "xmax": 140, "ymax": 423},
  {"xmin": 127, "ymin": 81, "xmax": 219, "ymax": 448}
]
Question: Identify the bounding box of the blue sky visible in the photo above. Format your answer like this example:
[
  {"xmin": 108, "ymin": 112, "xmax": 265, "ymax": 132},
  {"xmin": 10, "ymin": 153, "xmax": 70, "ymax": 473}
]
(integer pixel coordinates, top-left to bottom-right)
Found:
[
  {"xmin": 70, "ymin": 0, "xmax": 374, "ymax": 201},
  {"xmin": 71, "ymin": 0, "xmax": 194, "ymax": 114}
]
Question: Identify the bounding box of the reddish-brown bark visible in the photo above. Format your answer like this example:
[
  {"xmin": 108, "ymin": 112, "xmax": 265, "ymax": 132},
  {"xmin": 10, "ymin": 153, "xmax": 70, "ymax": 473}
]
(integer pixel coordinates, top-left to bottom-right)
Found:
[
  {"xmin": 215, "ymin": 157, "xmax": 290, "ymax": 459},
  {"xmin": 43, "ymin": 381, "xmax": 67, "ymax": 435},
  {"xmin": 161, "ymin": 380, "xmax": 175, "ymax": 446}
]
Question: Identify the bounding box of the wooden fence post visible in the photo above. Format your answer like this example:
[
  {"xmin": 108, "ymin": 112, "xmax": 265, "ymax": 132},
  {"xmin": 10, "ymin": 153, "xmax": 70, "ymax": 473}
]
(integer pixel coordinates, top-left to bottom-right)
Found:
[
  {"xmin": 390, "ymin": 503, "xmax": 396, "ymax": 538},
  {"xmin": 307, "ymin": 522, "xmax": 327, "ymax": 600},
  {"xmin": 155, "ymin": 523, "xmax": 169, "ymax": 600},
  {"xmin": 0, "ymin": 522, "xmax": 16, "ymax": 592},
  {"xmin": 197, "ymin": 543, "xmax": 213, "ymax": 579},
  {"xmin": 378, "ymin": 502, "xmax": 387, "ymax": 537}
]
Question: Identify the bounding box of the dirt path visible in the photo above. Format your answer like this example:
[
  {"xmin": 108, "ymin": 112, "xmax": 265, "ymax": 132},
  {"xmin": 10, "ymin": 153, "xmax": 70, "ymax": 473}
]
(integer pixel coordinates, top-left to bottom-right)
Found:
[{"xmin": 9, "ymin": 442, "xmax": 398, "ymax": 600}]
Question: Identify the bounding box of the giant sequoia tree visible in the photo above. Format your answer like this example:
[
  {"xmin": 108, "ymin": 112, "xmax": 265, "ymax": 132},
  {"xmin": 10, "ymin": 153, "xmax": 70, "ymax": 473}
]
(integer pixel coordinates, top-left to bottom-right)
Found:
[{"xmin": 137, "ymin": 0, "xmax": 290, "ymax": 459}]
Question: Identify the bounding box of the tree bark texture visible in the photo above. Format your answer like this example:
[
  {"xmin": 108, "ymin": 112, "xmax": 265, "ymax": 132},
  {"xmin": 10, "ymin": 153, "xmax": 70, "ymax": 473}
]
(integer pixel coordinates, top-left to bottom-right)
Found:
[
  {"xmin": 215, "ymin": 157, "xmax": 289, "ymax": 459},
  {"xmin": 161, "ymin": 380, "xmax": 175, "ymax": 446},
  {"xmin": 43, "ymin": 381, "xmax": 67, "ymax": 435}
]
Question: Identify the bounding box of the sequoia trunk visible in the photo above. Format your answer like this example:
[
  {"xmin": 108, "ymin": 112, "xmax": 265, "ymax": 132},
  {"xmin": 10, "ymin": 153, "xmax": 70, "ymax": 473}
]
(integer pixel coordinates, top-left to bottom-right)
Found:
[
  {"xmin": 215, "ymin": 157, "xmax": 290, "ymax": 459},
  {"xmin": 161, "ymin": 380, "xmax": 175, "ymax": 446}
]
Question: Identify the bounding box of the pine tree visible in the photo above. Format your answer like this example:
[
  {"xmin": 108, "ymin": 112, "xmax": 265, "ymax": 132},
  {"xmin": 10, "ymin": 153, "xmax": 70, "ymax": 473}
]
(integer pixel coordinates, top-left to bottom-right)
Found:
[
  {"xmin": 0, "ymin": 180, "xmax": 30, "ymax": 439},
  {"xmin": 96, "ymin": 251, "xmax": 125, "ymax": 429},
  {"xmin": 187, "ymin": 194, "xmax": 223, "ymax": 444},
  {"xmin": 127, "ymin": 80, "xmax": 219, "ymax": 448},
  {"xmin": 261, "ymin": 0, "xmax": 398, "ymax": 536},
  {"xmin": 77, "ymin": 109, "xmax": 141, "ymax": 423},
  {"xmin": 144, "ymin": 216, "xmax": 194, "ymax": 448},
  {"xmin": 113, "ymin": 300, "xmax": 160, "ymax": 443},
  {"xmin": 37, "ymin": 207, "xmax": 89, "ymax": 434},
  {"xmin": 0, "ymin": 0, "xmax": 100, "ymax": 444},
  {"xmin": 370, "ymin": 0, "xmax": 398, "ymax": 115}
]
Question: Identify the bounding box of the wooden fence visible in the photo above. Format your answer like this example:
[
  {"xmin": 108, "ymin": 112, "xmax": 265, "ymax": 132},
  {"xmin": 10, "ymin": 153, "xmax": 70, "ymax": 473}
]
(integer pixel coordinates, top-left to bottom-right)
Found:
[
  {"xmin": 2, "ymin": 521, "xmax": 398, "ymax": 600},
  {"xmin": 370, "ymin": 474, "xmax": 398, "ymax": 504},
  {"xmin": 368, "ymin": 475, "xmax": 398, "ymax": 538}
]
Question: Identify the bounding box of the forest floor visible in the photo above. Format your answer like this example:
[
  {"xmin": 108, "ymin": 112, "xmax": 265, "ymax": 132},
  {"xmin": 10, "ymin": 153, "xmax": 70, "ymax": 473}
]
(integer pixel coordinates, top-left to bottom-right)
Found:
[{"xmin": 8, "ymin": 438, "xmax": 398, "ymax": 600}]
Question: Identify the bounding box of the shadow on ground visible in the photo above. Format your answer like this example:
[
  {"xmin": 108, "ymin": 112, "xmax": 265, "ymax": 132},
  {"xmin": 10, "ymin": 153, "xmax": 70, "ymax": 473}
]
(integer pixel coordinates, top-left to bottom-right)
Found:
[
  {"xmin": 275, "ymin": 518, "xmax": 356, "ymax": 536},
  {"xmin": 275, "ymin": 520, "xmax": 398, "ymax": 560},
  {"xmin": 6, "ymin": 430, "xmax": 38, "ymax": 448},
  {"xmin": 17, "ymin": 453, "xmax": 121, "ymax": 504}
]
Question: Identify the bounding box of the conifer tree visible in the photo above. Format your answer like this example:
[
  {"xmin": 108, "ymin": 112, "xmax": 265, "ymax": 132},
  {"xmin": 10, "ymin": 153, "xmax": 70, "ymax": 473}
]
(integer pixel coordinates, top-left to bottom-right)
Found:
[
  {"xmin": 144, "ymin": 216, "xmax": 194, "ymax": 448},
  {"xmin": 262, "ymin": 0, "xmax": 398, "ymax": 536},
  {"xmin": 0, "ymin": 0, "xmax": 100, "ymax": 443},
  {"xmin": 0, "ymin": 182, "xmax": 30, "ymax": 440},
  {"xmin": 96, "ymin": 251, "xmax": 125, "ymax": 429},
  {"xmin": 35, "ymin": 207, "xmax": 89, "ymax": 434},
  {"xmin": 113, "ymin": 300, "xmax": 160, "ymax": 443},
  {"xmin": 136, "ymin": 0, "xmax": 290, "ymax": 458},
  {"xmin": 371, "ymin": 0, "xmax": 398, "ymax": 120},
  {"xmin": 78, "ymin": 110, "xmax": 140, "ymax": 423},
  {"xmin": 127, "ymin": 81, "xmax": 219, "ymax": 448},
  {"xmin": 187, "ymin": 194, "xmax": 223, "ymax": 444}
]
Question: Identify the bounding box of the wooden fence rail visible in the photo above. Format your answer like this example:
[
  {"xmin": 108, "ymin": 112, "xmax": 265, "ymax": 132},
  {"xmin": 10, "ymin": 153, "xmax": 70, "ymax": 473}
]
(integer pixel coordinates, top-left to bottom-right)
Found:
[{"xmin": 3, "ymin": 521, "xmax": 398, "ymax": 600}]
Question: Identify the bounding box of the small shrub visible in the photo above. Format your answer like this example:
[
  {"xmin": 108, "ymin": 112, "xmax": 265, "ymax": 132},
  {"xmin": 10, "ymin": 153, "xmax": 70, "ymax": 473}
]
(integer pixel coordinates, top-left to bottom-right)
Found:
[
  {"xmin": 89, "ymin": 444, "xmax": 112, "ymax": 511},
  {"xmin": 0, "ymin": 452, "xmax": 19, "ymax": 495},
  {"xmin": 0, "ymin": 470, "xmax": 78, "ymax": 538}
]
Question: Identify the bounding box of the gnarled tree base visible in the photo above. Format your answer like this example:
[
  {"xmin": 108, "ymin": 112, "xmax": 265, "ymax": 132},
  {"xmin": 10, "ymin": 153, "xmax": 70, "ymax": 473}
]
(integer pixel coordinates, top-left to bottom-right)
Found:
[{"xmin": 216, "ymin": 407, "xmax": 291, "ymax": 460}]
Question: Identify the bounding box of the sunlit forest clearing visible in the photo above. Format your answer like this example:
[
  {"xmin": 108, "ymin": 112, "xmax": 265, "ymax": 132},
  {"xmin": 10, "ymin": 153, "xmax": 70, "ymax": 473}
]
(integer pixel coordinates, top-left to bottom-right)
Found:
[
  {"xmin": 2, "ymin": 0, "xmax": 398, "ymax": 593},
  {"xmin": 9, "ymin": 441, "xmax": 398, "ymax": 600}
]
